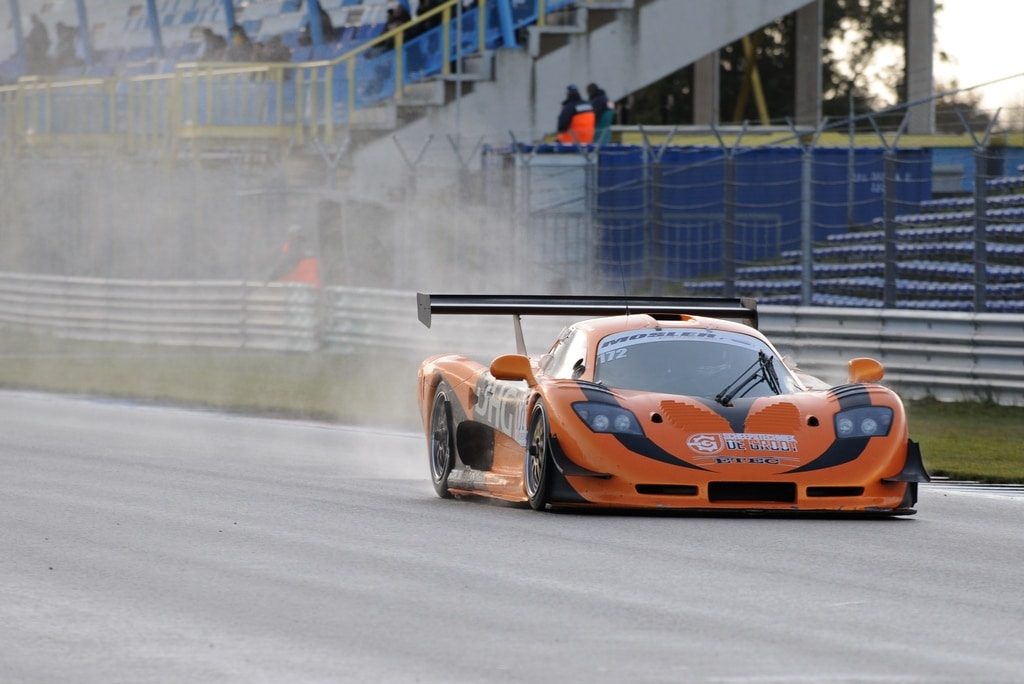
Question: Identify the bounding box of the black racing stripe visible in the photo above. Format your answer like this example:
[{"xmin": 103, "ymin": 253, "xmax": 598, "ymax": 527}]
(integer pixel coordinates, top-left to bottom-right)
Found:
[
  {"xmin": 576, "ymin": 382, "xmax": 708, "ymax": 471},
  {"xmin": 695, "ymin": 397, "xmax": 756, "ymax": 433},
  {"xmin": 577, "ymin": 383, "xmax": 619, "ymax": 404},
  {"xmin": 615, "ymin": 434, "xmax": 709, "ymax": 471},
  {"xmin": 786, "ymin": 437, "xmax": 871, "ymax": 473},
  {"xmin": 829, "ymin": 384, "xmax": 872, "ymax": 410},
  {"xmin": 786, "ymin": 384, "xmax": 873, "ymax": 473}
]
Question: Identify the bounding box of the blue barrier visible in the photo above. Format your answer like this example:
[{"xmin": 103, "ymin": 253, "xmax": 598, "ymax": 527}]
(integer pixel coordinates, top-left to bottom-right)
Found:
[{"xmin": 512, "ymin": 145, "xmax": 935, "ymax": 279}]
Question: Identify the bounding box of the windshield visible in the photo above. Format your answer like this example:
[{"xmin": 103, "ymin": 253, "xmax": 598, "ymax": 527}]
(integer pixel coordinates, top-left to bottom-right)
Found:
[{"xmin": 594, "ymin": 329, "xmax": 797, "ymax": 398}]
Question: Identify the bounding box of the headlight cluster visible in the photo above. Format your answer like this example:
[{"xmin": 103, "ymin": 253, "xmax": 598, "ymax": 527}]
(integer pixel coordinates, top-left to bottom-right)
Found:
[
  {"xmin": 834, "ymin": 406, "xmax": 893, "ymax": 438},
  {"xmin": 572, "ymin": 402, "xmax": 643, "ymax": 435}
]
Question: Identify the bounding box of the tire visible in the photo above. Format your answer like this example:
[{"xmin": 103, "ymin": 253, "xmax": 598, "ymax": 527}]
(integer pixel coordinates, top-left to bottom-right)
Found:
[
  {"xmin": 525, "ymin": 405, "xmax": 552, "ymax": 511},
  {"xmin": 429, "ymin": 386, "xmax": 456, "ymax": 498}
]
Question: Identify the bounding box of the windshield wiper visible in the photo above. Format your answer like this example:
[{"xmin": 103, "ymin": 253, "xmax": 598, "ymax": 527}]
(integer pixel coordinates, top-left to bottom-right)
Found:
[{"xmin": 715, "ymin": 350, "xmax": 781, "ymax": 406}]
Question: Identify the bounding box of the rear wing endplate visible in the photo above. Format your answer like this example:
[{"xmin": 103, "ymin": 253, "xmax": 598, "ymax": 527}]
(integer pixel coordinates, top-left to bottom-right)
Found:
[{"xmin": 417, "ymin": 293, "xmax": 758, "ymax": 354}]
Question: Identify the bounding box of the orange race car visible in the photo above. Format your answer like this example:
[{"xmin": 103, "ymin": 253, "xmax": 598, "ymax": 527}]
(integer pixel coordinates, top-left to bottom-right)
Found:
[{"xmin": 416, "ymin": 294, "xmax": 929, "ymax": 515}]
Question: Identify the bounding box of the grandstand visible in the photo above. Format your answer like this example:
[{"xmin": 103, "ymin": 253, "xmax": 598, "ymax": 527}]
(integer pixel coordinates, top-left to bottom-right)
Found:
[
  {"xmin": 683, "ymin": 166, "xmax": 1024, "ymax": 312},
  {"xmin": 1, "ymin": 0, "xmax": 813, "ymax": 147},
  {"xmin": 1, "ymin": 1, "xmax": 1021, "ymax": 314}
]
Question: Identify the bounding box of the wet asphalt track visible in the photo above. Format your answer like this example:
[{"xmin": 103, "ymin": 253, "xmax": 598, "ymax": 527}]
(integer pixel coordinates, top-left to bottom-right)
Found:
[{"xmin": 2, "ymin": 390, "xmax": 1023, "ymax": 683}]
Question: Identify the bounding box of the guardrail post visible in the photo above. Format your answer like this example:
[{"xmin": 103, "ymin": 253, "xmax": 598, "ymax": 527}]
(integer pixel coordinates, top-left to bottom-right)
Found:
[
  {"xmin": 294, "ymin": 68, "xmax": 305, "ymax": 144},
  {"xmin": 323, "ymin": 65, "xmax": 334, "ymax": 145},
  {"xmin": 973, "ymin": 147, "xmax": 989, "ymax": 313},
  {"xmin": 395, "ymin": 32, "xmax": 405, "ymax": 101},
  {"xmin": 477, "ymin": 0, "xmax": 486, "ymax": 52},
  {"xmin": 442, "ymin": 5, "xmax": 452, "ymax": 76},
  {"xmin": 347, "ymin": 57, "xmax": 356, "ymax": 119}
]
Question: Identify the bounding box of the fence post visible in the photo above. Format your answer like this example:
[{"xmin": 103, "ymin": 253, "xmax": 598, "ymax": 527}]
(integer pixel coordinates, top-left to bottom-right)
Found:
[
  {"xmin": 973, "ymin": 147, "xmax": 988, "ymax": 313},
  {"xmin": 800, "ymin": 145, "xmax": 814, "ymax": 306},
  {"xmin": 722, "ymin": 151, "xmax": 736, "ymax": 298},
  {"xmin": 846, "ymin": 87, "xmax": 855, "ymax": 228},
  {"xmin": 882, "ymin": 149, "xmax": 897, "ymax": 308},
  {"xmin": 638, "ymin": 125, "xmax": 671, "ymax": 296},
  {"xmin": 711, "ymin": 124, "xmax": 745, "ymax": 299},
  {"xmin": 957, "ymin": 107, "xmax": 1001, "ymax": 313},
  {"xmin": 868, "ymin": 112, "xmax": 907, "ymax": 309},
  {"xmin": 584, "ymin": 145, "xmax": 597, "ymax": 294}
]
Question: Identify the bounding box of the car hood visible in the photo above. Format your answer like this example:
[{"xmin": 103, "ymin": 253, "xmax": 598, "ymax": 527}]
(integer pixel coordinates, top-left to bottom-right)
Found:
[{"xmin": 553, "ymin": 380, "xmax": 905, "ymax": 475}]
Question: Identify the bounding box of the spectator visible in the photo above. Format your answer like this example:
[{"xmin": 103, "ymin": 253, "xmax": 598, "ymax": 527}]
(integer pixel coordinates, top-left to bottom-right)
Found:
[
  {"xmin": 54, "ymin": 22, "xmax": 82, "ymax": 71},
  {"xmin": 370, "ymin": 6, "xmax": 411, "ymax": 55},
  {"xmin": 269, "ymin": 225, "xmax": 321, "ymax": 288},
  {"xmin": 298, "ymin": 1, "xmax": 339, "ymax": 46},
  {"xmin": 25, "ymin": 14, "xmax": 51, "ymax": 74},
  {"xmin": 256, "ymin": 35, "xmax": 292, "ymax": 63},
  {"xmin": 556, "ymin": 84, "xmax": 595, "ymax": 145},
  {"xmin": 406, "ymin": 0, "xmax": 441, "ymax": 39},
  {"xmin": 224, "ymin": 24, "xmax": 255, "ymax": 62},
  {"xmin": 198, "ymin": 27, "xmax": 227, "ymax": 61},
  {"xmin": 587, "ymin": 82, "xmax": 614, "ymax": 145},
  {"xmin": 386, "ymin": 5, "xmax": 411, "ymax": 33}
]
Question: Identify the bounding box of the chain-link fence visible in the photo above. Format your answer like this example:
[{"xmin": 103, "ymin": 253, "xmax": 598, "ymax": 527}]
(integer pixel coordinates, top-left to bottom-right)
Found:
[
  {"xmin": 3, "ymin": 106, "xmax": 1023, "ymax": 313},
  {"xmin": 474, "ymin": 111, "xmax": 1024, "ymax": 312}
]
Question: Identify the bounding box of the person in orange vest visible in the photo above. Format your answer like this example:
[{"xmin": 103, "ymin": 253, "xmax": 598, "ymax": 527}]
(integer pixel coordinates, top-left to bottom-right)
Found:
[
  {"xmin": 556, "ymin": 84, "xmax": 595, "ymax": 145},
  {"xmin": 269, "ymin": 224, "xmax": 322, "ymax": 288}
]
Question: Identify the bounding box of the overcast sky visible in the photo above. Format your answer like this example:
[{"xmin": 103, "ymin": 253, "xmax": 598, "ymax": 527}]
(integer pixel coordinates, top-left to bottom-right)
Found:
[{"xmin": 935, "ymin": 0, "xmax": 1024, "ymax": 110}]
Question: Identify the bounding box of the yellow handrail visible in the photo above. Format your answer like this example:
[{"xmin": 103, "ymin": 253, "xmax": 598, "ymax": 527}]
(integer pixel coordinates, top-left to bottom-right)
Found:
[{"xmin": 1, "ymin": 0, "xmax": 494, "ymax": 151}]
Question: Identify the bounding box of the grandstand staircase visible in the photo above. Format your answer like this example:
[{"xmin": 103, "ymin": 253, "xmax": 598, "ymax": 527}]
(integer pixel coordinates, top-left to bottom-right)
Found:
[{"xmin": 352, "ymin": 0, "xmax": 812, "ymax": 164}]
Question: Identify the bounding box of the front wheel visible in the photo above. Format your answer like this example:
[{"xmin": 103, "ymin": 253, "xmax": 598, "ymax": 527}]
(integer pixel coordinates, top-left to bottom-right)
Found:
[
  {"xmin": 429, "ymin": 386, "xmax": 455, "ymax": 498},
  {"xmin": 525, "ymin": 405, "xmax": 552, "ymax": 511}
]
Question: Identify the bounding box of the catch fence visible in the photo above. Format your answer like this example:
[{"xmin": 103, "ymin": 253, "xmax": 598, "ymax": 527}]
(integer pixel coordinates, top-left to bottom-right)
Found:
[{"xmin": 482, "ymin": 118, "xmax": 1024, "ymax": 313}]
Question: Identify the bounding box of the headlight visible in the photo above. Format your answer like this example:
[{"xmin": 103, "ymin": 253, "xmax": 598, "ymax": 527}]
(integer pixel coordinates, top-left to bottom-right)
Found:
[
  {"xmin": 572, "ymin": 402, "xmax": 643, "ymax": 435},
  {"xmin": 833, "ymin": 406, "xmax": 893, "ymax": 438}
]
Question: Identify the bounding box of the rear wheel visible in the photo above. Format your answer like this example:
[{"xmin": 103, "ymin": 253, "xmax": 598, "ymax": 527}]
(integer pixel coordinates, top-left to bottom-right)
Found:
[
  {"xmin": 525, "ymin": 405, "xmax": 552, "ymax": 511},
  {"xmin": 429, "ymin": 386, "xmax": 455, "ymax": 498}
]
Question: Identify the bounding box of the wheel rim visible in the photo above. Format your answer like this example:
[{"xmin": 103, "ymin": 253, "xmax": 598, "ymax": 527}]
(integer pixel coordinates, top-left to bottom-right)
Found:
[
  {"xmin": 526, "ymin": 415, "xmax": 545, "ymax": 497},
  {"xmin": 430, "ymin": 398, "xmax": 450, "ymax": 482}
]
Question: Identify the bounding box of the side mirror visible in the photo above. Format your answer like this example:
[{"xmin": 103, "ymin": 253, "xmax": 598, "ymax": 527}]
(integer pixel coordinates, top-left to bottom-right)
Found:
[
  {"xmin": 848, "ymin": 357, "xmax": 885, "ymax": 383},
  {"xmin": 490, "ymin": 354, "xmax": 538, "ymax": 387}
]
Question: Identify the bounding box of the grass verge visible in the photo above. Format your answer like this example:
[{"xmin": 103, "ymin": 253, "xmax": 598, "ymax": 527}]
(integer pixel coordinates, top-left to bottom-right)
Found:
[
  {"xmin": 2, "ymin": 327, "xmax": 1022, "ymax": 482},
  {"xmin": 906, "ymin": 399, "xmax": 1024, "ymax": 483}
]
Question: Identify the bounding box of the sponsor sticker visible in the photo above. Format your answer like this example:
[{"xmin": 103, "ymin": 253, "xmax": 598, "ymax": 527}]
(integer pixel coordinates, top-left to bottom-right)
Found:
[
  {"xmin": 598, "ymin": 330, "xmax": 759, "ymax": 356},
  {"xmin": 474, "ymin": 375, "xmax": 530, "ymax": 445},
  {"xmin": 686, "ymin": 433, "xmax": 724, "ymax": 454},
  {"xmin": 687, "ymin": 432, "xmax": 799, "ymax": 464}
]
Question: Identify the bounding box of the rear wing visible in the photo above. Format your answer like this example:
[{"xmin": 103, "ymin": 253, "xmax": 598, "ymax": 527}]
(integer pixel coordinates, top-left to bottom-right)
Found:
[{"xmin": 417, "ymin": 293, "xmax": 758, "ymax": 354}]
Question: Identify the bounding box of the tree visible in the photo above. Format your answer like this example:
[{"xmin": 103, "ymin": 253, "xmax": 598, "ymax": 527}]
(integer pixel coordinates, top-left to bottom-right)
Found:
[
  {"xmin": 934, "ymin": 81, "xmax": 995, "ymax": 134},
  {"xmin": 622, "ymin": 0, "xmax": 931, "ymax": 126}
]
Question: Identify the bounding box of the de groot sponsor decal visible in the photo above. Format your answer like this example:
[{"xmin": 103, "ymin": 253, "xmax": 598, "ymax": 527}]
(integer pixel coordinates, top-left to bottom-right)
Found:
[
  {"xmin": 686, "ymin": 432, "xmax": 799, "ymax": 465},
  {"xmin": 474, "ymin": 375, "xmax": 529, "ymax": 445}
]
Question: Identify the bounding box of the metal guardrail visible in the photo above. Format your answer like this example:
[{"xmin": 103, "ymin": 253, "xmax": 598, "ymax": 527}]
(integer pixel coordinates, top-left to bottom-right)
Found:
[
  {"xmin": 760, "ymin": 306, "xmax": 1024, "ymax": 404},
  {"xmin": 323, "ymin": 289, "xmax": 1024, "ymax": 406},
  {"xmin": 1, "ymin": 274, "xmax": 1022, "ymax": 404},
  {"xmin": 0, "ymin": 272, "xmax": 320, "ymax": 352}
]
